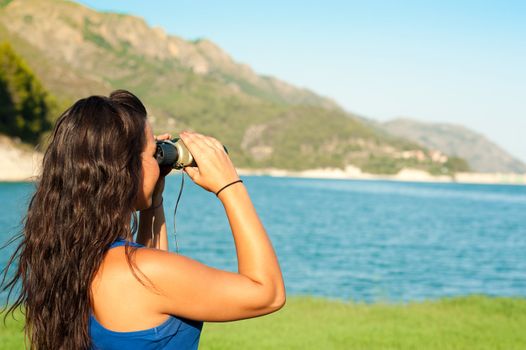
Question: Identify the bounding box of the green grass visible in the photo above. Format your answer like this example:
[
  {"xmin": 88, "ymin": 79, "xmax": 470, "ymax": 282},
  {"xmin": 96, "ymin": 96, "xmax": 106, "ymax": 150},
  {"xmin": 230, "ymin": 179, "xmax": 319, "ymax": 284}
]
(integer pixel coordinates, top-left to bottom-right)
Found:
[{"xmin": 1, "ymin": 295, "xmax": 525, "ymax": 349}]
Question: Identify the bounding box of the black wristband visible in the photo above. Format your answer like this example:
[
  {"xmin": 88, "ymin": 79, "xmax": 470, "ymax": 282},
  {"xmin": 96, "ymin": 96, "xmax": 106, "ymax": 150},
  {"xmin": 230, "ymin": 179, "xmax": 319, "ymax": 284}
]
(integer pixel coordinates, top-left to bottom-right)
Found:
[{"xmin": 215, "ymin": 180, "xmax": 243, "ymax": 197}]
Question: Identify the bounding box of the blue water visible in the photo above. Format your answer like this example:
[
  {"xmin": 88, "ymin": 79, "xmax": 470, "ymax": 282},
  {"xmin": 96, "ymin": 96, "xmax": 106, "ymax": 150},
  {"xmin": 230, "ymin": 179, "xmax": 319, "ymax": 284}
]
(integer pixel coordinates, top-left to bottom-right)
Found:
[{"xmin": 1, "ymin": 174, "xmax": 525, "ymax": 303}]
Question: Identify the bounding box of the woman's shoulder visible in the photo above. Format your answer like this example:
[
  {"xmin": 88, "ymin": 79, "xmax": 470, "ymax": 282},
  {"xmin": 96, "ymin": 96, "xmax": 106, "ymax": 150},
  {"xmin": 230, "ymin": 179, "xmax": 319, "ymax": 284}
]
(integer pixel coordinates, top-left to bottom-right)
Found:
[
  {"xmin": 90, "ymin": 243, "xmax": 172, "ymax": 331},
  {"xmin": 92, "ymin": 241, "xmax": 186, "ymax": 300},
  {"xmin": 95, "ymin": 241, "xmax": 163, "ymax": 279}
]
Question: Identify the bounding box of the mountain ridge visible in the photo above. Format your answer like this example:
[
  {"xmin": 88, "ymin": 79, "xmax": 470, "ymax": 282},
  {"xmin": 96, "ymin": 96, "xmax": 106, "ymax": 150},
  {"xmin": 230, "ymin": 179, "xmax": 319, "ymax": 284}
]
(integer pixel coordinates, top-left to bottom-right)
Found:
[
  {"xmin": 0, "ymin": 0, "xmax": 518, "ymax": 175},
  {"xmin": 1, "ymin": 0, "xmax": 341, "ymax": 111},
  {"xmin": 382, "ymin": 118, "xmax": 526, "ymax": 173}
]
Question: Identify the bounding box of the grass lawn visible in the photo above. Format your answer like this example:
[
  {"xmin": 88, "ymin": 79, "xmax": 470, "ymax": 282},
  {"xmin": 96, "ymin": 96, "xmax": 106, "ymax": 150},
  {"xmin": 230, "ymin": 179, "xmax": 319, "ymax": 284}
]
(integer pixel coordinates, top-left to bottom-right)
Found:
[{"xmin": 1, "ymin": 295, "xmax": 525, "ymax": 349}]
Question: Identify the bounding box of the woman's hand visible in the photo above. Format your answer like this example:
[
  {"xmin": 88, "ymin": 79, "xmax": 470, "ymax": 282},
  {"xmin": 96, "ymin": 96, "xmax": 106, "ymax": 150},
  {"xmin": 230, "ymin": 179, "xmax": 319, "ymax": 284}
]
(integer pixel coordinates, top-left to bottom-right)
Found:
[
  {"xmin": 179, "ymin": 131, "xmax": 240, "ymax": 194},
  {"xmin": 151, "ymin": 133, "xmax": 173, "ymax": 204}
]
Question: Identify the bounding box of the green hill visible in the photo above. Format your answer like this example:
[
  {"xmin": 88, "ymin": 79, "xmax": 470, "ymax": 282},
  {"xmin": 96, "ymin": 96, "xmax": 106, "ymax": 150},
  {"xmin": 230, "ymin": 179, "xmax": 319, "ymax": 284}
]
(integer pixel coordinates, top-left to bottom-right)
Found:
[{"xmin": 0, "ymin": 0, "xmax": 467, "ymax": 174}]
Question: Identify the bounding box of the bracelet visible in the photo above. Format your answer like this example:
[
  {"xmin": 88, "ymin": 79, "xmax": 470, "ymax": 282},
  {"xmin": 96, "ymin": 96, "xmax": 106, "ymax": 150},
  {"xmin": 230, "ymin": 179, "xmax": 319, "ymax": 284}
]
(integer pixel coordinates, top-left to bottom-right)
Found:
[
  {"xmin": 215, "ymin": 180, "xmax": 243, "ymax": 197},
  {"xmin": 146, "ymin": 197, "xmax": 163, "ymax": 211}
]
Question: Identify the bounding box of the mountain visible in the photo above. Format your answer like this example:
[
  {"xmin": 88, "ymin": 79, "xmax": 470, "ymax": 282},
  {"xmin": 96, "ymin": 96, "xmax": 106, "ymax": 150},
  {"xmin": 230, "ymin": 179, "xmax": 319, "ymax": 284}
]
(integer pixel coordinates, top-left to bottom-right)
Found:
[
  {"xmin": 0, "ymin": 0, "xmax": 340, "ymax": 111},
  {"xmin": 382, "ymin": 118, "xmax": 526, "ymax": 173},
  {"xmin": 0, "ymin": 0, "xmax": 467, "ymax": 174}
]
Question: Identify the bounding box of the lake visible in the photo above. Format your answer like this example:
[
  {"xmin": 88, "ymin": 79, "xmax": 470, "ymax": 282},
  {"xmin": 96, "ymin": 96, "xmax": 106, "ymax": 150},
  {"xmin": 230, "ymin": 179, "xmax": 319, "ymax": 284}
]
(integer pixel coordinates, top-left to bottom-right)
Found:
[{"xmin": 1, "ymin": 174, "xmax": 525, "ymax": 303}]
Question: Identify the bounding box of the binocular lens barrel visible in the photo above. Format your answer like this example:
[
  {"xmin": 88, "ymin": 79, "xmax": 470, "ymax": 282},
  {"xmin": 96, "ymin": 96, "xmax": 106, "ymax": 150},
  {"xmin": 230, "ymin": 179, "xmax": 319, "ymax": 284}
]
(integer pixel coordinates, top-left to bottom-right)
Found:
[{"xmin": 155, "ymin": 137, "xmax": 228, "ymax": 169}]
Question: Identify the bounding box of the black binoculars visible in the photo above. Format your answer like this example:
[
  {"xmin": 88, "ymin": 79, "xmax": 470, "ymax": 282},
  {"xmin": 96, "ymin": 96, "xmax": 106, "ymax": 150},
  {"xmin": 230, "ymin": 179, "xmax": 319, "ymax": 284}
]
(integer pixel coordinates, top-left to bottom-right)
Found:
[{"xmin": 155, "ymin": 138, "xmax": 228, "ymax": 169}]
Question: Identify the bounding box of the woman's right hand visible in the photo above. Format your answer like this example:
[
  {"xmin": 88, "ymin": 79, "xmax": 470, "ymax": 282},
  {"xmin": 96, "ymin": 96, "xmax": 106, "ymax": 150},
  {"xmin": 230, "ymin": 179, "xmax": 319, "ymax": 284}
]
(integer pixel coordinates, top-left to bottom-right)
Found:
[{"xmin": 179, "ymin": 131, "xmax": 240, "ymax": 194}]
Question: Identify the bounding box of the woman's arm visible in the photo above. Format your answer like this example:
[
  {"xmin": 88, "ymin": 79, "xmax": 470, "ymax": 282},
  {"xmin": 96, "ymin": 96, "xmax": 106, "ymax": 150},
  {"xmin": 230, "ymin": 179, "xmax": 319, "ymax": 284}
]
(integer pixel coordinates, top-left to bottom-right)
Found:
[
  {"xmin": 135, "ymin": 192, "xmax": 287, "ymax": 320},
  {"xmin": 136, "ymin": 198, "xmax": 168, "ymax": 250},
  {"xmin": 219, "ymin": 182, "xmax": 286, "ymax": 306},
  {"xmin": 131, "ymin": 131, "xmax": 286, "ymax": 321}
]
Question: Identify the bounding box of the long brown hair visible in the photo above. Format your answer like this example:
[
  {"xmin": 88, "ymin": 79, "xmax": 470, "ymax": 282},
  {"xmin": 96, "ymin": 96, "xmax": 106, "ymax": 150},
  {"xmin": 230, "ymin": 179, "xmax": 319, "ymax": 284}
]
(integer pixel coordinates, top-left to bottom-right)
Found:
[{"xmin": 1, "ymin": 90, "xmax": 153, "ymax": 349}]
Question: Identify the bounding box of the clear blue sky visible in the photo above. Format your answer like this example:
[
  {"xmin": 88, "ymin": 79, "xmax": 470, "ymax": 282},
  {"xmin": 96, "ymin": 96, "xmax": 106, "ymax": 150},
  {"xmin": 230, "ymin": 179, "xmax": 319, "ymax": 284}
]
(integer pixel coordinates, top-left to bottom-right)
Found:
[{"xmin": 77, "ymin": 0, "xmax": 526, "ymax": 163}]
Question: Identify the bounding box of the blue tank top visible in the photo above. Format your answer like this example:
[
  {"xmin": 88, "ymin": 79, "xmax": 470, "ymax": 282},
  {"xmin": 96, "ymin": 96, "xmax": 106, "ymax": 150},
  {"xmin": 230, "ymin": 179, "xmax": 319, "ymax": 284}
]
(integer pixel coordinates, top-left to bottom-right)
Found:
[{"xmin": 89, "ymin": 238, "xmax": 204, "ymax": 350}]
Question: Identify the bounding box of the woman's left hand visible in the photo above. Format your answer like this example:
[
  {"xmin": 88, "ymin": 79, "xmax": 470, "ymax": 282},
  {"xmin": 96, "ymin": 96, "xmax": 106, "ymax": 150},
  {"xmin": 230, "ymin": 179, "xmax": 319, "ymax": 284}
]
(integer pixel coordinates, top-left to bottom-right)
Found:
[{"xmin": 152, "ymin": 133, "xmax": 173, "ymax": 203}]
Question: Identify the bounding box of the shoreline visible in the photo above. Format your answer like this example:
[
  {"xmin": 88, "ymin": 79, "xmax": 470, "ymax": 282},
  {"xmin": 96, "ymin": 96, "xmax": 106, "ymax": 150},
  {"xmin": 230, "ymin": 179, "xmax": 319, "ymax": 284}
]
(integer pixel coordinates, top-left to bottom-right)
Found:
[
  {"xmin": 0, "ymin": 136, "xmax": 524, "ymax": 185},
  {"xmin": 235, "ymin": 166, "xmax": 526, "ymax": 186},
  {"xmin": 1, "ymin": 163, "xmax": 525, "ymax": 186}
]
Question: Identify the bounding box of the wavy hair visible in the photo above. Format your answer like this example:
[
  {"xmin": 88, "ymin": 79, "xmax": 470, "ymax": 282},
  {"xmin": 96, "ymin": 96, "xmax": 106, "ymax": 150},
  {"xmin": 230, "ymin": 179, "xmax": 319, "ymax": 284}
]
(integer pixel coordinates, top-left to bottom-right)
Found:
[{"xmin": 1, "ymin": 90, "xmax": 153, "ymax": 349}]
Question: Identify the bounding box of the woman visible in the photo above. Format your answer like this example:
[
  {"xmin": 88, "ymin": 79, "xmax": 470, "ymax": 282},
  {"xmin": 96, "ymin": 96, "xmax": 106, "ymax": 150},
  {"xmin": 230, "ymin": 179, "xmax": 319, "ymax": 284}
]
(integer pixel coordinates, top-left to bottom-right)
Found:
[{"xmin": 1, "ymin": 90, "xmax": 286, "ymax": 349}]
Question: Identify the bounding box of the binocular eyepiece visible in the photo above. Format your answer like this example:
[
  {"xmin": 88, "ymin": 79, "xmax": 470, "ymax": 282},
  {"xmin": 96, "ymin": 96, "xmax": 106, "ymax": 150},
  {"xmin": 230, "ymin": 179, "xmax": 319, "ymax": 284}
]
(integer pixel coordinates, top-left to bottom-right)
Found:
[{"xmin": 154, "ymin": 138, "xmax": 228, "ymax": 169}]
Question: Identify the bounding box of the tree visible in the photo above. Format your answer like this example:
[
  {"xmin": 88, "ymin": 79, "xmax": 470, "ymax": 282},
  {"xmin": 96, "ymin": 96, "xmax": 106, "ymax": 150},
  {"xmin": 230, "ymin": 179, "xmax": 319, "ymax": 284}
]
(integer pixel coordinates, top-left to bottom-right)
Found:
[{"xmin": 0, "ymin": 42, "xmax": 54, "ymax": 144}]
